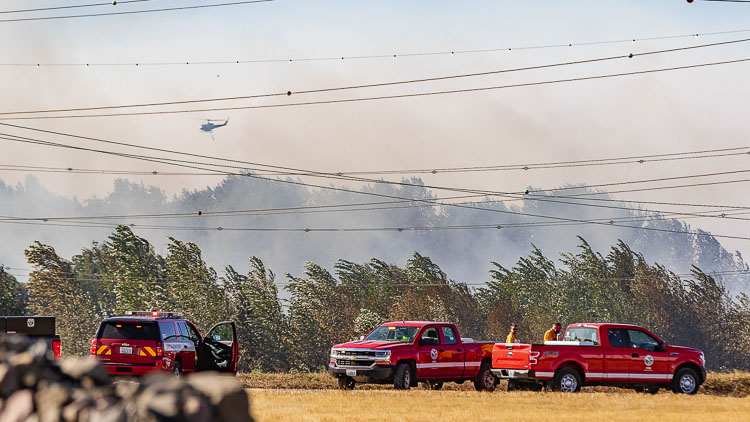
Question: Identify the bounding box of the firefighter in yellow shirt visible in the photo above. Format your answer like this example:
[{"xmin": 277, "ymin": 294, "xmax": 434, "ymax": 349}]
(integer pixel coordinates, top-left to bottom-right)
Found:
[
  {"xmin": 506, "ymin": 324, "xmax": 520, "ymax": 343},
  {"xmin": 544, "ymin": 322, "xmax": 563, "ymax": 342}
]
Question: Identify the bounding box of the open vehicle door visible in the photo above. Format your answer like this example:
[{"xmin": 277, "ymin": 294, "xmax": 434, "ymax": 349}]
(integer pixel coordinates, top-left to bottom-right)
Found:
[{"xmin": 201, "ymin": 321, "xmax": 238, "ymax": 374}]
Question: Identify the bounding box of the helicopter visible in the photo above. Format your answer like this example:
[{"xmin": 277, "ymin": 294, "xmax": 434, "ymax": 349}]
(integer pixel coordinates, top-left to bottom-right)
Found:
[{"xmin": 198, "ymin": 118, "xmax": 228, "ymax": 140}]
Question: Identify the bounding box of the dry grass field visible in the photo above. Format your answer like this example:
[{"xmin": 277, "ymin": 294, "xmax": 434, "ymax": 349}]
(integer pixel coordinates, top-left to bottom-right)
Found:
[
  {"xmin": 241, "ymin": 372, "xmax": 750, "ymax": 421},
  {"xmin": 249, "ymin": 390, "xmax": 750, "ymax": 422}
]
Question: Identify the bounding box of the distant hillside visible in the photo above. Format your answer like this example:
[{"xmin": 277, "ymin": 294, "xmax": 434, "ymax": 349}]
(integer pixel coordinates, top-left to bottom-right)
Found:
[{"xmin": 1, "ymin": 174, "xmax": 748, "ymax": 295}]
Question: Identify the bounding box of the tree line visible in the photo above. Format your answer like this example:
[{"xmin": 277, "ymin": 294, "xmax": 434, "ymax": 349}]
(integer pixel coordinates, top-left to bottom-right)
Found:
[{"xmin": 1, "ymin": 225, "xmax": 748, "ymax": 371}]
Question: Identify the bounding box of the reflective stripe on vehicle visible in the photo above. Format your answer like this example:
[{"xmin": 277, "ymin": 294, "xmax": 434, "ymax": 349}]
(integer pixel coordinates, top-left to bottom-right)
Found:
[
  {"xmin": 139, "ymin": 347, "xmax": 156, "ymax": 357},
  {"xmin": 97, "ymin": 345, "xmax": 111, "ymax": 355},
  {"xmin": 529, "ymin": 370, "xmax": 673, "ymax": 380}
]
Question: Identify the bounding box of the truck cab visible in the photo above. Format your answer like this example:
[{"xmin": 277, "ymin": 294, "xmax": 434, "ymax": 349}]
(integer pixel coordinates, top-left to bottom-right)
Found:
[{"xmin": 329, "ymin": 321, "xmax": 498, "ymax": 391}]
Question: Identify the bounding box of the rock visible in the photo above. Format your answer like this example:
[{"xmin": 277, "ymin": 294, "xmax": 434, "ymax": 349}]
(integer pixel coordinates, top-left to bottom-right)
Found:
[
  {"xmin": 59, "ymin": 359, "xmax": 109, "ymax": 389},
  {"xmin": 0, "ymin": 389, "xmax": 33, "ymax": 422},
  {"xmin": 186, "ymin": 373, "xmax": 253, "ymax": 422},
  {"xmin": 0, "ymin": 337, "xmax": 254, "ymax": 422}
]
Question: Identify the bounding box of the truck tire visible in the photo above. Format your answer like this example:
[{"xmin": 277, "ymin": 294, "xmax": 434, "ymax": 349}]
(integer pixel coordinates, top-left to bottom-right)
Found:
[
  {"xmin": 422, "ymin": 381, "xmax": 443, "ymax": 390},
  {"xmin": 337, "ymin": 376, "xmax": 355, "ymax": 390},
  {"xmin": 672, "ymin": 368, "xmax": 699, "ymax": 394},
  {"xmin": 553, "ymin": 367, "xmax": 582, "ymax": 393},
  {"xmin": 393, "ymin": 363, "xmax": 413, "ymax": 390},
  {"xmin": 474, "ymin": 362, "xmax": 497, "ymax": 392}
]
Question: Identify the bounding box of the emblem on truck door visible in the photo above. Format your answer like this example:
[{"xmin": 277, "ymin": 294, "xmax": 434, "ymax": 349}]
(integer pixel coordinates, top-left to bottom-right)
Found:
[
  {"xmin": 644, "ymin": 355, "xmax": 654, "ymax": 367},
  {"xmin": 431, "ymin": 348, "xmax": 438, "ymax": 360},
  {"xmin": 27, "ymin": 319, "xmax": 35, "ymax": 328}
]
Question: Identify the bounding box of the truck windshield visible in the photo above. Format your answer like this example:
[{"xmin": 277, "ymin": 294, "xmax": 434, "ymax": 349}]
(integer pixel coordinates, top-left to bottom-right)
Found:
[
  {"xmin": 364, "ymin": 325, "xmax": 420, "ymax": 343},
  {"xmin": 564, "ymin": 327, "xmax": 599, "ymax": 345}
]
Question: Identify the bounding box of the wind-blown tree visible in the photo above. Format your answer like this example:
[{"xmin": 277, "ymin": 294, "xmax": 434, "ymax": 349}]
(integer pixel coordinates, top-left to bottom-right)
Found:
[
  {"xmin": 165, "ymin": 237, "xmax": 229, "ymax": 332},
  {"xmin": 101, "ymin": 225, "xmax": 166, "ymax": 313},
  {"xmin": 0, "ymin": 265, "xmax": 27, "ymax": 315},
  {"xmin": 223, "ymin": 257, "xmax": 291, "ymax": 372},
  {"xmin": 24, "ymin": 242, "xmax": 98, "ymax": 356},
  {"xmin": 286, "ymin": 262, "xmax": 358, "ymax": 370}
]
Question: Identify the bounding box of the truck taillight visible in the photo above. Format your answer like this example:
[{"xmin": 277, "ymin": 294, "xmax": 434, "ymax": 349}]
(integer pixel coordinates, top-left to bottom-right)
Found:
[
  {"xmin": 90, "ymin": 338, "xmax": 98, "ymax": 355},
  {"xmin": 52, "ymin": 340, "xmax": 62, "ymax": 360},
  {"xmin": 530, "ymin": 351, "xmax": 540, "ymax": 365},
  {"xmin": 156, "ymin": 341, "xmax": 163, "ymax": 357}
]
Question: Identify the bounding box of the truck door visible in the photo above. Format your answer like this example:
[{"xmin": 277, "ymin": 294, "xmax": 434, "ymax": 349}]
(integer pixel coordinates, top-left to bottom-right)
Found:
[
  {"xmin": 416, "ymin": 326, "xmax": 446, "ymax": 379},
  {"xmin": 440, "ymin": 325, "xmax": 465, "ymax": 378},
  {"xmin": 176, "ymin": 321, "xmax": 198, "ymax": 373},
  {"xmin": 626, "ymin": 329, "xmax": 671, "ymax": 383},
  {"xmin": 603, "ymin": 328, "xmax": 630, "ymax": 382},
  {"xmin": 201, "ymin": 321, "xmax": 238, "ymax": 374}
]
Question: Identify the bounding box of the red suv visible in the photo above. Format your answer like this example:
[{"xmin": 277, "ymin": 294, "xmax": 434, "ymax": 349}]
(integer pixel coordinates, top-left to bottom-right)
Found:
[{"xmin": 91, "ymin": 311, "xmax": 238, "ymax": 377}]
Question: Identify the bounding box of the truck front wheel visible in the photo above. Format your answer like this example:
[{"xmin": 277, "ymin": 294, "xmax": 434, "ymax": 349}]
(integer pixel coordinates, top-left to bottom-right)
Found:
[
  {"xmin": 672, "ymin": 368, "xmax": 699, "ymax": 394},
  {"xmin": 554, "ymin": 368, "xmax": 582, "ymax": 393},
  {"xmin": 337, "ymin": 376, "xmax": 355, "ymax": 390},
  {"xmin": 474, "ymin": 362, "xmax": 497, "ymax": 392},
  {"xmin": 393, "ymin": 363, "xmax": 413, "ymax": 390}
]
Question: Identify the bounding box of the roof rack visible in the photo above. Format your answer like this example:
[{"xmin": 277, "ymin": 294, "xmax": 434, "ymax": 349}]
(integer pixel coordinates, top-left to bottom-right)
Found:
[{"xmin": 124, "ymin": 311, "xmax": 183, "ymax": 318}]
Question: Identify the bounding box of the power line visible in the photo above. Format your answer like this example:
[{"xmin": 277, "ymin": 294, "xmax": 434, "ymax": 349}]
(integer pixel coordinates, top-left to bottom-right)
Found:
[
  {"xmin": 2, "ymin": 37, "xmax": 748, "ymax": 118},
  {"xmin": 8, "ymin": 268, "xmax": 750, "ymax": 286},
  {"xmin": 3, "ymin": 29, "xmax": 750, "ymax": 67},
  {"xmin": 0, "ymin": 0, "xmax": 274, "ymax": 23},
  {"xmin": 0, "ymin": 0, "xmax": 154, "ymax": 15},
  {"xmin": 4, "ymin": 57, "xmax": 749, "ymax": 120},
  {"xmin": 4, "ymin": 130, "xmax": 750, "ymax": 234},
  {"xmin": 1, "ymin": 147, "xmax": 748, "ymax": 179},
  {"xmin": 2, "ymin": 168, "xmax": 750, "ymax": 221}
]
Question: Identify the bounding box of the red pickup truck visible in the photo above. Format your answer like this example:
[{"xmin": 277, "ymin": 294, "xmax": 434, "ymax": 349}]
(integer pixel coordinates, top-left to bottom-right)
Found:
[
  {"xmin": 491, "ymin": 323, "xmax": 706, "ymax": 394},
  {"xmin": 329, "ymin": 321, "xmax": 499, "ymax": 391}
]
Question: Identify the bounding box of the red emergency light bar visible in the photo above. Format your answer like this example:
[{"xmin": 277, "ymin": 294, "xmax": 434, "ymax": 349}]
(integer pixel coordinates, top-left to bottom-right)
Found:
[{"xmin": 123, "ymin": 311, "xmax": 183, "ymax": 318}]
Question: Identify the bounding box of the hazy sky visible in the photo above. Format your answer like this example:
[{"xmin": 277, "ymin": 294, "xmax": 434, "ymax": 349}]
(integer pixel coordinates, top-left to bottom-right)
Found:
[{"xmin": 1, "ymin": 1, "xmax": 750, "ymax": 259}]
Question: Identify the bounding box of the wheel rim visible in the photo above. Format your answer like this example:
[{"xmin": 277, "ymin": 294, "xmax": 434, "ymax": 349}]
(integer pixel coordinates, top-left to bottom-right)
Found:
[
  {"xmin": 560, "ymin": 374, "xmax": 577, "ymax": 392},
  {"xmin": 173, "ymin": 367, "xmax": 180, "ymax": 378},
  {"xmin": 679, "ymin": 374, "xmax": 696, "ymax": 393},
  {"xmin": 483, "ymin": 371, "xmax": 495, "ymax": 388},
  {"xmin": 404, "ymin": 369, "xmax": 411, "ymax": 387}
]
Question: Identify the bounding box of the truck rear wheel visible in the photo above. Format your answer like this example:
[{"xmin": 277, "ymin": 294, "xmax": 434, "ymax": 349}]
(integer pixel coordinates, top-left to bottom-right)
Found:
[
  {"xmin": 474, "ymin": 362, "xmax": 497, "ymax": 392},
  {"xmin": 554, "ymin": 368, "xmax": 582, "ymax": 393},
  {"xmin": 672, "ymin": 368, "xmax": 699, "ymax": 394},
  {"xmin": 337, "ymin": 376, "xmax": 355, "ymax": 390},
  {"xmin": 393, "ymin": 363, "xmax": 413, "ymax": 390}
]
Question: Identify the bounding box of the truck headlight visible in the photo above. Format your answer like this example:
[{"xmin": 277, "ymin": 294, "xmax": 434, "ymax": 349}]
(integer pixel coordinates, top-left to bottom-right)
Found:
[
  {"xmin": 374, "ymin": 350, "xmax": 391, "ymax": 364},
  {"xmin": 700, "ymin": 353, "xmax": 705, "ymax": 366},
  {"xmin": 330, "ymin": 348, "xmax": 338, "ymax": 358}
]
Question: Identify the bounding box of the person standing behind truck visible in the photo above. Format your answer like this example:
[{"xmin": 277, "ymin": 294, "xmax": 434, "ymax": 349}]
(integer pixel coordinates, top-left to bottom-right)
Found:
[
  {"xmin": 506, "ymin": 324, "xmax": 520, "ymax": 343},
  {"xmin": 543, "ymin": 322, "xmax": 562, "ymax": 342}
]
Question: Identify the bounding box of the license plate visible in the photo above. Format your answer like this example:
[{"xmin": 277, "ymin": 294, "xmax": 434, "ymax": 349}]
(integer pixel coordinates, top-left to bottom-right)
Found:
[
  {"xmin": 119, "ymin": 347, "xmax": 132, "ymax": 354},
  {"xmin": 346, "ymin": 369, "xmax": 357, "ymax": 377}
]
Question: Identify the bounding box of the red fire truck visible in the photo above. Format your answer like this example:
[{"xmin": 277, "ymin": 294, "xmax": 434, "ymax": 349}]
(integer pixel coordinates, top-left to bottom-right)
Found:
[
  {"xmin": 329, "ymin": 321, "xmax": 499, "ymax": 391},
  {"xmin": 491, "ymin": 323, "xmax": 706, "ymax": 394}
]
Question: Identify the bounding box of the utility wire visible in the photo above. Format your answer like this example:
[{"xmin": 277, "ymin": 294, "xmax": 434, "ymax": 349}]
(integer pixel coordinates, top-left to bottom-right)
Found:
[
  {"xmin": 1, "ymin": 168, "xmax": 750, "ymax": 221},
  {"xmin": 0, "ymin": 0, "xmax": 274, "ymax": 23},
  {"xmin": 3, "ymin": 29, "xmax": 750, "ymax": 67},
  {"xmin": 5, "ymin": 57, "xmax": 749, "ymax": 120},
  {"xmin": 0, "ymin": 0, "xmax": 154, "ymax": 15},
  {"xmin": 2, "ymin": 37, "xmax": 748, "ymax": 118},
  {"xmin": 3, "ymin": 129, "xmax": 750, "ymax": 227}
]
